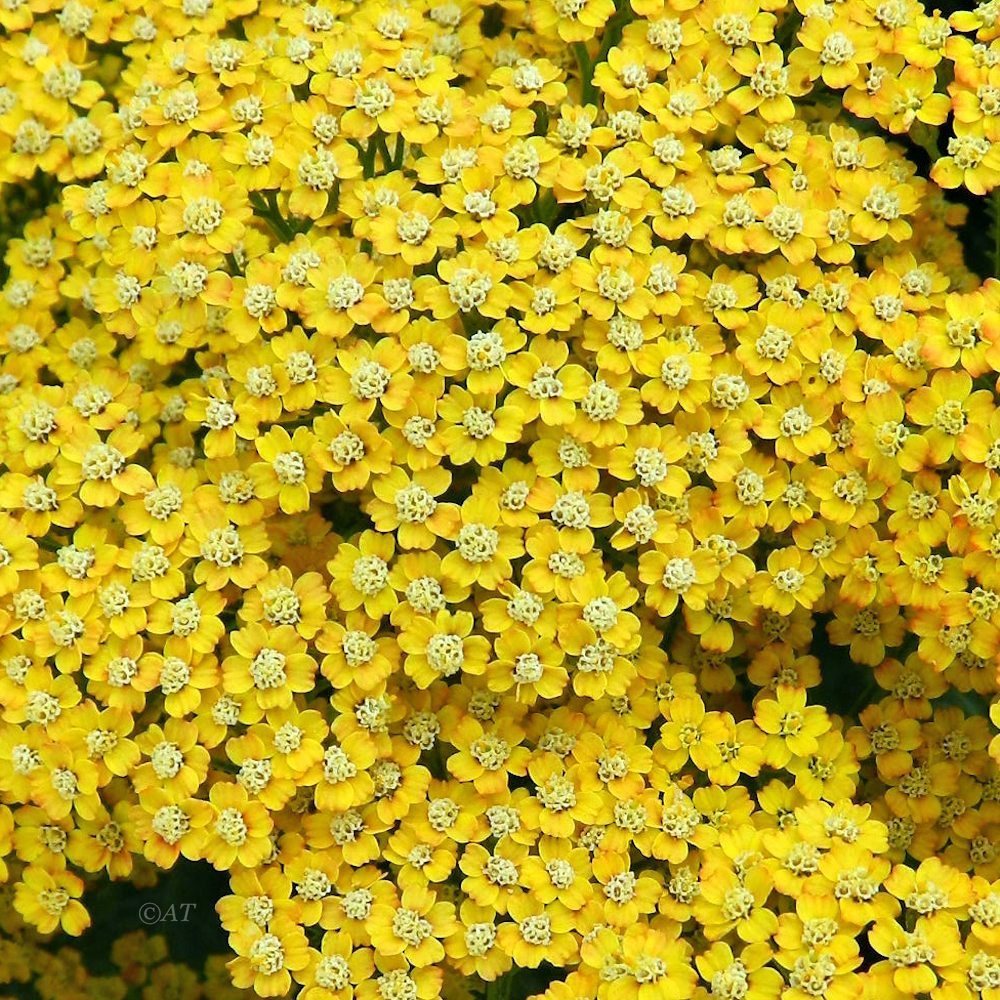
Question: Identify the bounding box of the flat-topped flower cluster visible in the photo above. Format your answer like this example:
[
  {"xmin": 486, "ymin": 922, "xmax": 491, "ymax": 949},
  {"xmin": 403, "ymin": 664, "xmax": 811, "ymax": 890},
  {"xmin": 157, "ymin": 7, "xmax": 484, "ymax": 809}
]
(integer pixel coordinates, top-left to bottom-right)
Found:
[{"xmin": 2, "ymin": 0, "xmax": 1000, "ymax": 998}]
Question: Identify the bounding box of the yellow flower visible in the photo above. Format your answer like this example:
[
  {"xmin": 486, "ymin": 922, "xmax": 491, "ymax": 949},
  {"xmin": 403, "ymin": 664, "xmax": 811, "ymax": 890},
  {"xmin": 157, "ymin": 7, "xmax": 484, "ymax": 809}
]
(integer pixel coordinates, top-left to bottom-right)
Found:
[
  {"xmin": 638, "ymin": 530, "xmax": 720, "ymax": 616},
  {"xmin": 132, "ymin": 718, "xmax": 210, "ymax": 799},
  {"xmin": 869, "ymin": 916, "xmax": 964, "ymax": 996},
  {"xmin": 202, "ymin": 780, "xmax": 274, "ymax": 871},
  {"xmin": 14, "ymin": 861, "xmax": 91, "ymax": 936},
  {"xmin": 228, "ymin": 916, "xmax": 311, "ymax": 998},
  {"xmin": 295, "ymin": 932, "xmax": 374, "ymax": 1000},
  {"xmin": 221, "ymin": 622, "xmax": 317, "ymax": 716},
  {"xmin": 54, "ymin": 424, "xmax": 155, "ymax": 509},
  {"xmin": 749, "ymin": 547, "xmax": 824, "ymax": 615},
  {"xmin": 131, "ymin": 789, "xmax": 214, "ymax": 869},
  {"xmin": 248, "ymin": 425, "xmax": 325, "ymax": 515},
  {"xmin": 326, "ymin": 530, "xmax": 397, "ymax": 619},
  {"xmin": 398, "ymin": 609, "xmax": 491, "ymax": 689},
  {"xmin": 496, "ymin": 895, "xmax": 578, "ymax": 969},
  {"xmin": 754, "ymin": 687, "xmax": 830, "ymax": 768}
]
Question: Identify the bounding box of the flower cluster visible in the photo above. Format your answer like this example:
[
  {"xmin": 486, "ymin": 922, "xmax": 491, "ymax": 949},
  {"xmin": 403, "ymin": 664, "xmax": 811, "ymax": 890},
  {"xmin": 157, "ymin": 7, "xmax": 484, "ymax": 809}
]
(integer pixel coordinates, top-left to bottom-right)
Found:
[
  {"xmin": 0, "ymin": 922, "xmax": 248, "ymax": 1000},
  {"xmin": 2, "ymin": 0, "xmax": 1000, "ymax": 998}
]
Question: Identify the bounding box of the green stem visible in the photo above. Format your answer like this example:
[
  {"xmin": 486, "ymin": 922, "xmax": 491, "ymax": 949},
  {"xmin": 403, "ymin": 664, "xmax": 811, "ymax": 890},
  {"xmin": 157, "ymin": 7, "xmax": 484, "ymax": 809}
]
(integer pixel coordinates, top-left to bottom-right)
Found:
[
  {"xmin": 776, "ymin": 10, "xmax": 802, "ymax": 48},
  {"xmin": 573, "ymin": 5, "xmax": 632, "ymax": 107},
  {"xmin": 265, "ymin": 190, "xmax": 285, "ymax": 225},
  {"xmin": 596, "ymin": 11, "xmax": 629, "ymax": 64},
  {"xmin": 485, "ymin": 972, "xmax": 515, "ymax": 1000},
  {"xmin": 573, "ymin": 42, "xmax": 594, "ymax": 105},
  {"xmin": 534, "ymin": 103, "xmax": 549, "ymax": 137},
  {"xmin": 249, "ymin": 191, "xmax": 294, "ymax": 241},
  {"xmin": 375, "ymin": 132, "xmax": 394, "ymax": 172},
  {"xmin": 993, "ymin": 189, "xmax": 1000, "ymax": 278},
  {"xmin": 360, "ymin": 136, "xmax": 381, "ymax": 178},
  {"xmin": 534, "ymin": 190, "xmax": 557, "ymax": 226},
  {"xmin": 845, "ymin": 669, "xmax": 879, "ymax": 717},
  {"xmin": 909, "ymin": 122, "xmax": 940, "ymax": 165}
]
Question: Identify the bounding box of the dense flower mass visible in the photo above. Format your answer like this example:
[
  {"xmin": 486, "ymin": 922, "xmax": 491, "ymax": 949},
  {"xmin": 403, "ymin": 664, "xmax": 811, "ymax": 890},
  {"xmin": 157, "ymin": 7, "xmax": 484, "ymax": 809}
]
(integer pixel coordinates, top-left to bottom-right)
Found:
[{"xmin": 3, "ymin": 0, "xmax": 1000, "ymax": 997}]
